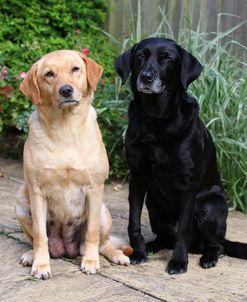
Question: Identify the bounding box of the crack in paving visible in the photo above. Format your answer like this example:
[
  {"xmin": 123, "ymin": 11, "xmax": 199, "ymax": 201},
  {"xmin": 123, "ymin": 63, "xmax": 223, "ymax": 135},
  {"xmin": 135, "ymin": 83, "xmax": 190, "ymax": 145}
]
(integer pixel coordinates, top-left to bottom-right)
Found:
[
  {"xmin": 0, "ymin": 230, "xmax": 25, "ymax": 244},
  {"xmin": 0, "ymin": 174, "xmax": 24, "ymax": 184},
  {"xmin": 8, "ymin": 176, "xmax": 24, "ymax": 184},
  {"xmin": 44, "ymin": 253, "xmax": 168, "ymax": 301},
  {"xmin": 3, "ymin": 234, "xmax": 166, "ymax": 301},
  {"xmin": 98, "ymin": 272, "xmax": 167, "ymax": 302}
]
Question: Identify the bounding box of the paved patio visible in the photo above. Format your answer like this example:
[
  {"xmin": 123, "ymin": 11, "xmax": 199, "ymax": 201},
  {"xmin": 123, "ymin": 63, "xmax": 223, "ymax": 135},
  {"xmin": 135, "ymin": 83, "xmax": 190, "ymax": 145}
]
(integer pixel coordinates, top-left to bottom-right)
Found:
[{"xmin": 0, "ymin": 157, "xmax": 246, "ymax": 302}]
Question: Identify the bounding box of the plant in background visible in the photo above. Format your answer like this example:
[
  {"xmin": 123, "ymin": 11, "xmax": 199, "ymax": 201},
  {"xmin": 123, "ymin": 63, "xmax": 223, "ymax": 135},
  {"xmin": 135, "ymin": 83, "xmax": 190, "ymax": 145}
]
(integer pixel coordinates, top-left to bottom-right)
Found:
[
  {"xmin": 0, "ymin": 0, "xmax": 113, "ymax": 134},
  {"xmin": 94, "ymin": 79, "xmax": 131, "ymax": 179},
  {"xmin": 180, "ymin": 16, "xmax": 247, "ymax": 212},
  {"xmin": 104, "ymin": 2, "xmax": 247, "ymax": 211},
  {"xmin": 0, "ymin": 65, "xmax": 14, "ymax": 132}
]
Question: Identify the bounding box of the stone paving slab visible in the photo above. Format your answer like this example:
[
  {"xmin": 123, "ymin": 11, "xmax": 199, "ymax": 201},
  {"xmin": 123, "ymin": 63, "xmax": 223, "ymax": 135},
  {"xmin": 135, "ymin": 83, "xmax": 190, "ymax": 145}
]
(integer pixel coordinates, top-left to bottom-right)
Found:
[
  {"xmin": 0, "ymin": 157, "xmax": 247, "ymax": 302},
  {"xmin": 0, "ymin": 237, "xmax": 158, "ymax": 302},
  {"xmin": 98, "ymin": 249, "xmax": 247, "ymax": 302}
]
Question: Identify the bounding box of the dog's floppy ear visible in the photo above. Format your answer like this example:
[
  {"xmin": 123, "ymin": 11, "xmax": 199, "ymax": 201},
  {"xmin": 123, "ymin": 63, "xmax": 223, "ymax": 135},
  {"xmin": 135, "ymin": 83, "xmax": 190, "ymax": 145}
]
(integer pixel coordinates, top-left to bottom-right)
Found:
[
  {"xmin": 115, "ymin": 44, "xmax": 137, "ymax": 85},
  {"xmin": 79, "ymin": 53, "xmax": 103, "ymax": 91},
  {"xmin": 178, "ymin": 46, "xmax": 203, "ymax": 90},
  {"xmin": 19, "ymin": 64, "xmax": 40, "ymax": 104}
]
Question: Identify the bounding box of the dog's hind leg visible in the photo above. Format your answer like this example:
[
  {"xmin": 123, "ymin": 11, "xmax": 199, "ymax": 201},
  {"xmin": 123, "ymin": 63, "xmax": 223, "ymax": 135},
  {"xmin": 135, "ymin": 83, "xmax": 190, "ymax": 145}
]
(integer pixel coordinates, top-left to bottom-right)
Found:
[
  {"xmin": 146, "ymin": 228, "xmax": 176, "ymax": 254},
  {"xmin": 99, "ymin": 203, "xmax": 130, "ymax": 265},
  {"xmin": 15, "ymin": 184, "xmax": 34, "ymax": 266},
  {"xmin": 195, "ymin": 196, "xmax": 227, "ymax": 269}
]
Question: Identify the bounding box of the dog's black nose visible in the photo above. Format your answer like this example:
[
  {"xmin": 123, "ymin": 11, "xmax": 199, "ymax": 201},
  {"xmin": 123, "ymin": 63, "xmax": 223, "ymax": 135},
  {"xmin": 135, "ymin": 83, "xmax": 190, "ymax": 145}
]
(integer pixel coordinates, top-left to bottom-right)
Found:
[
  {"xmin": 140, "ymin": 71, "xmax": 154, "ymax": 83},
  {"xmin": 59, "ymin": 85, "xmax": 73, "ymax": 98}
]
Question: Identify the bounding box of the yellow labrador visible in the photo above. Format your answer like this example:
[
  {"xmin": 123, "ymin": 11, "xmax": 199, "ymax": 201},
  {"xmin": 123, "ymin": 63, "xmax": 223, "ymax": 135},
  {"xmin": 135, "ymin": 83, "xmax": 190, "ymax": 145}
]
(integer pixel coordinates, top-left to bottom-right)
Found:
[{"xmin": 15, "ymin": 50, "xmax": 131, "ymax": 279}]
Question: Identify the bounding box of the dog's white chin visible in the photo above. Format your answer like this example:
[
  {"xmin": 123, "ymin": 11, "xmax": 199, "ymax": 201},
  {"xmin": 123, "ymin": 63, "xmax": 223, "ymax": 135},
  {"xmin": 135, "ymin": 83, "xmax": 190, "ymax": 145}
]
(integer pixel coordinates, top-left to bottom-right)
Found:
[
  {"xmin": 138, "ymin": 88, "xmax": 154, "ymax": 94},
  {"xmin": 137, "ymin": 86, "xmax": 165, "ymax": 94},
  {"xmin": 59, "ymin": 100, "xmax": 80, "ymax": 108},
  {"xmin": 137, "ymin": 78, "xmax": 165, "ymax": 95}
]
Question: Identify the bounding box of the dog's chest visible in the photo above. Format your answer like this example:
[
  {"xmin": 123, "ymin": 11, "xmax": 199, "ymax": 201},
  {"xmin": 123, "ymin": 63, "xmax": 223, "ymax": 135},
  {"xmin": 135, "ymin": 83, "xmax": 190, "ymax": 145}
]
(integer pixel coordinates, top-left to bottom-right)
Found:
[
  {"xmin": 39, "ymin": 156, "xmax": 90, "ymax": 223},
  {"xmin": 45, "ymin": 185, "xmax": 86, "ymax": 224},
  {"xmin": 126, "ymin": 123, "xmax": 194, "ymax": 191},
  {"xmin": 33, "ymin": 140, "xmax": 93, "ymax": 184},
  {"xmin": 127, "ymin": 130, "xmax": 179, "ymax": 169},
  {"xmin": 42, "ymin": 163, "xmax": 91, "ymax": 187}
]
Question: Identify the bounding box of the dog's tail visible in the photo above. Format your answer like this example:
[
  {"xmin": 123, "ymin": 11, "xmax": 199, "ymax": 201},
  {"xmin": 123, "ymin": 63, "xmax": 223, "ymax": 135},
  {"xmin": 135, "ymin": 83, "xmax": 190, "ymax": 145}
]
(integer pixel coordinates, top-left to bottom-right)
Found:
[
  {"xmin": 109, "ymin": 236, "xmax": 133, "ymax": 256},
  {"xmin": 99, "ymin": 236, "xmax": 133, "ymax": 266},
  {"xmin": 223, "ymin": 239, "xmax": 247, "ymax": 259}
]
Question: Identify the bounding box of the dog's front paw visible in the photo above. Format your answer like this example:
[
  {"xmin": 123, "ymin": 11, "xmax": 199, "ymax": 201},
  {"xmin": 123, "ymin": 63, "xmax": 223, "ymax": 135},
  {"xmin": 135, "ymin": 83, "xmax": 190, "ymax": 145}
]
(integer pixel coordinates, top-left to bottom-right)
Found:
[
  {"xmin": 80, "ymin": 256, "xmax": 100, "ymax": 275},
  {"xmin": 129, "ymin": 250, "xmax": 147, "ymax": 264},
  {"xmin": 31, "ymin": 261, "xmax": 51, "ymax": 280},
  {"xmin": 166, "ymin": 259, "xmax": 188, "ymax": 275},
  {"xmin": 200, "ymin": 254, "xmax": 218, "ymax": 269}
]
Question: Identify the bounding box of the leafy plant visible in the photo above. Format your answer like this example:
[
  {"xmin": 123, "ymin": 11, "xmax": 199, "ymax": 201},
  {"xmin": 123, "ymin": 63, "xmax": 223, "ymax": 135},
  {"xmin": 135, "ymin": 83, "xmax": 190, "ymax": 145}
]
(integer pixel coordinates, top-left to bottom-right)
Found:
[
  {"xmin": 0, "ymin": 0, "xmax": 113, "ymax": 133},
  {"xmin": 94, "ymin": 80, "xmax": 130, "ymax": 178},
  {"xmin": 104, "ymin": 3, "xmax": 247, "ymax": 211}
]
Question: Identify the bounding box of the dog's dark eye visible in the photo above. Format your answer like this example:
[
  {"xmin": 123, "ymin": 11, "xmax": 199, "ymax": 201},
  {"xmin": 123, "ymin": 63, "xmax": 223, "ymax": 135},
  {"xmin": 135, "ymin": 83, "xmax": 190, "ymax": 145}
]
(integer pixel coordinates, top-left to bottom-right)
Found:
[
  {"xmin": 158, "ymin": 53, "xmax": 170, "ymax": 64},
  {"xmin": 158, "ymin": 53, "xmax": 171, "ymax": 64},
  {"xmin": 72, "ymin": 66, "xmax": 80, "ymax": 72},
  {"xmin": 136, "ymin": 52, "xmax": 145, "ymax": 59},
  {"xmin": 45, "ymin": 71, "xmax": 54, "ymax": 77}
]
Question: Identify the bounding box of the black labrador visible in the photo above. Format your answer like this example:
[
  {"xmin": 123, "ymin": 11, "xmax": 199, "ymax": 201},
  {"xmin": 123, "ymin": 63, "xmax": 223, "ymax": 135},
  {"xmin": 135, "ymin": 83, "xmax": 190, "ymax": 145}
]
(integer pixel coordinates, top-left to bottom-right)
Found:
[{"xmin": 115, "ymin": 37, "xmax": 247, "ymax": 274}]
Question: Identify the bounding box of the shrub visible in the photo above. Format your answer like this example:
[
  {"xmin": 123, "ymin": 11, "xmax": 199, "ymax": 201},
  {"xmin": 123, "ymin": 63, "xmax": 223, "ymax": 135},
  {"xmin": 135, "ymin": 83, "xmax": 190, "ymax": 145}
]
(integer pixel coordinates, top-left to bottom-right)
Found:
[
  {"xmin": 94, "ymin": 81, "xmax": 130, "ymax": 178},
  {"xmin": 0, "ymin": 0, "xmax": 114, "ymax": 132}
]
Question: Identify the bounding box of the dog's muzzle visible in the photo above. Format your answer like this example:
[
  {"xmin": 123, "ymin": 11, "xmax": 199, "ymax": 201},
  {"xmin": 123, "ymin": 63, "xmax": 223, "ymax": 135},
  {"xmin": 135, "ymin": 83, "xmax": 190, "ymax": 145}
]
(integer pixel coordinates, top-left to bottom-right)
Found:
[
  {"xmin": 137, "ymin": 73, "xmax": 165, "ymax": 94},
  {"xmin": 140, "ymin": 71, "xmax": 155, "ymax": 84},
  {"xmin": 58, "ymin": 84, "xmax": 80, "ymax": 107},
  {"xmin": 59, "ymin": 84, "xmax": 73, "ymax": 98}
]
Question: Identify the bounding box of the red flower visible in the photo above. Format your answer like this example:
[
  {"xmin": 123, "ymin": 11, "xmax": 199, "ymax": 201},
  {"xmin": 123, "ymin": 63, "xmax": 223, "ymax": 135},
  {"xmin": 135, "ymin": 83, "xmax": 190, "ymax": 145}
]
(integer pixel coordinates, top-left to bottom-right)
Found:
[
  {"xmin": 81, "ymin": 48, "xmax": 90, "ymax": 56},
  {"xmin": 0, "ymin": 66, "xmax": 8, "ymax": 79},
  {"xmin": 20, "ymin": 71, "xmax": 27, "ymax": 78},
  {"xmin": 1, "ymin": 66, "xmax": 8, "ymax": 75}
]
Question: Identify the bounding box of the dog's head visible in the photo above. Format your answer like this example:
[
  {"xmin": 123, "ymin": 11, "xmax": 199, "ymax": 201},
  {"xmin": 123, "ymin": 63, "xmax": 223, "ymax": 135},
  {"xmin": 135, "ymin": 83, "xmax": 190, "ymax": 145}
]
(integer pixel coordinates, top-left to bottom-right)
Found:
[
  {"xmin": 20, "ymin": 50, "xmax": 103, "ymax": 108},
  {"xmin": 115, "ymin": 38, "xmax": 202, "ymax": 94}
]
